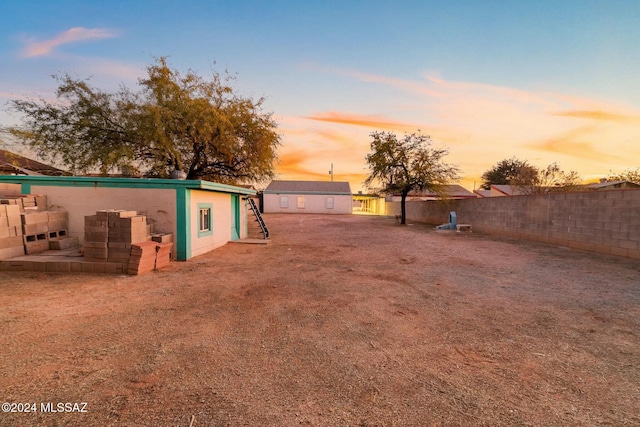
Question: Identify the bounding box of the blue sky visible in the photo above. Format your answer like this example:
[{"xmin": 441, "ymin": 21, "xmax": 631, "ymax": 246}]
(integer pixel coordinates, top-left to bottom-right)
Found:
[{"xmin": 2, "ymin": 0, "xmax": 640, "ymax": 191}]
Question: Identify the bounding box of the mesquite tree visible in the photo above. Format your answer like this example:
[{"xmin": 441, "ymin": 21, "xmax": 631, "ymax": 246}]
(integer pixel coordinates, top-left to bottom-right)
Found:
[
  {"xmin": 365, "ymin": 131, "xmax": 459, "ymax": 224},
  {"xmin": 7, "ymin": 58, "xmax": 280, "ymax": 184}
]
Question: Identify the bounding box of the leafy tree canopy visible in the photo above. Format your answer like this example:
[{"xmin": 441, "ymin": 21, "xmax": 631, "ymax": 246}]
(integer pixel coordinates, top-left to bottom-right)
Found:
[
  {"xmin": 365, "ymin": 131, "xmax": 459, "ymax": 224},
  {"xmin": 7, "ymin": 57, "xmax": 280, "ymax": 184},
  {"xmin": 481, "ymin": 157, "xmax": 580, "ymax": 193},
  {"xmin": 480, "ymin": 157, "xmax": 537, "ymax": 190},
  {"xmin": 603, "ymin": 168, "xmax": 640, "ymax": 184}
]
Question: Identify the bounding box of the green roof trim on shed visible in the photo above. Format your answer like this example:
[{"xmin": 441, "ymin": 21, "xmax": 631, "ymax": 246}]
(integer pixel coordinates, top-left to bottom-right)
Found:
[{"xmin": 0, "ymin": 175, "xmax": 257, "ymax": 195}]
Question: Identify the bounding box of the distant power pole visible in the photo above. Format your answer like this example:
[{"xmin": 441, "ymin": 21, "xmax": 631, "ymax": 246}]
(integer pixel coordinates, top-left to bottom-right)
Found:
[{"xmin": 329, "ymin": 163, "xmax": 334, "ymax": 181}]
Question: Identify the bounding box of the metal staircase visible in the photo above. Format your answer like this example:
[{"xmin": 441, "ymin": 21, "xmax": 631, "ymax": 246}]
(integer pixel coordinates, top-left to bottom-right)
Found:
[{"xmin": 245, "ymin": 197, "xmax": 269, "ymax": 239}]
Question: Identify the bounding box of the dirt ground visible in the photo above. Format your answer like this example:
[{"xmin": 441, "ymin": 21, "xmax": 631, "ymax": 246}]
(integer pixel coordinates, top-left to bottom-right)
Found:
[{"xmin": 1, "ymin": 213, "xmax": 639, "ymax": 427}]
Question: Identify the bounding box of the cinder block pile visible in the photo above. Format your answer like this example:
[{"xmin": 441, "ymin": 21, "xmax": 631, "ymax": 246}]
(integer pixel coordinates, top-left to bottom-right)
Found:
[
  {"xmin": 1, "ymin": 194, "xmax": 47, "ymax": 212},
  {"xmin": 21, "ymin": 211, "xmax": 51, "ymax": 254},
  {"xmin": 83, "ymin": 213, "xmax": 109, "ymax": 262},
  {"xmin": 84, "ymin": 210, "xmax": 147, "ymax": 263},
  {"xmin": 128, "ymin": 241, "xmax": 158, "ymax": 275},
  {"xmin": 0, "ymin": 194, "xmax": 75, "ymax": 259},
  {"xmin": 127, "ymin": 241, "xmax": 174, "ymax": 275},
  {"xmin": 154, "ymin": 242, "xmax": 173, "ymax": 270},
  {"xmin": 83, "ymin": 210, "xmax": 172, "ymax": 274},
  {"xmin": 46, "ymin": 211, "xmax": 75, "ymax": 250},
  {"xmin": 0, "ymin": 204, "xmax": 25, "ymax": 260}
]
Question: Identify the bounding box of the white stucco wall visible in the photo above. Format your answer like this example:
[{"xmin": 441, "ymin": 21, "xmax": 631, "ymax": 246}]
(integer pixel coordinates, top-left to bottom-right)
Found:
[
  {"xmin": 189, "ymin": 190, "xmax": 247, "ymax": 258},
  {"xmin": 30, "ymin": 185, "xmax": 177, "ymax": 244},
  {"xmin": 263, "ymin": 193, "xmax": 352, "ymax": 214}
]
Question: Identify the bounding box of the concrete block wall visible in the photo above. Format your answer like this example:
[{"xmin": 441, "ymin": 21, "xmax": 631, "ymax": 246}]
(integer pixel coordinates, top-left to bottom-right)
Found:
[{"xmin": 386, "ymin": 189, "xmax": 640, "ymax": 259}]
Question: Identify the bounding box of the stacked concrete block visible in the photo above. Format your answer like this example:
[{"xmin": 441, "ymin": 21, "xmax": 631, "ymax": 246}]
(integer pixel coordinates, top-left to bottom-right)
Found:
[
  {"xmin": 0, "ymin": 194, "xmax": 47, "ymax": 212},
  {"xmin": 0, "ymin": 194, "xmax": 73, "ymax": 259},
  {"xmin": 83, "ymin": 210, "xmax": 158, "ymax": 273},
  {"xmin": 83, "ymin": 214, "xmax": 109, "ymax": 262},
  {"xmin": 154, "ymin": 242, "xmax": 173, "ymax": 270},
  {"xmin": 151, "ymin": 233, "xmax": 173, "ymax": 262},
  {"xmin": 21, "ymin": 211, "xmax": 50, "ymax": 254},
  {"xmin": 0, "ymin": 196, "xmax": 25, "ymax": 212},
  {"xmin": 127, "ymin": 241, "xmax": 158, "ymax": 275},
  {"xmin": 108, "ymin": 211, "xmax": 149, "ymax": 244},
  {"xmin": 0, "ymin": 205, "xmax": 26, "ymax": 260},
  {"xmin": 0, "ymin": 205, "xmax": 23, "ymax": 237},
  {"xmin": 46, "ymin": 210, "xmax": 77, "ymax": 250},
  {"xmin": 107, "ymin": 210, "xmax": 149, "ymax": 264},
  {"xmin": 127, "ymin": 241, "xmax": 174, "ymax": 275}
]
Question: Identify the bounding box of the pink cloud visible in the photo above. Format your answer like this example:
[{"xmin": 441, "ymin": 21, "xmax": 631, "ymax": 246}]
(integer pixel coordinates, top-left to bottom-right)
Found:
[
  {"xmin": 304, "ymin": 111, "xmax": 418, "ymax": 132},
  {"xmin": 23, "ymin": 27, "xmax": 119, "ymax": 57}
]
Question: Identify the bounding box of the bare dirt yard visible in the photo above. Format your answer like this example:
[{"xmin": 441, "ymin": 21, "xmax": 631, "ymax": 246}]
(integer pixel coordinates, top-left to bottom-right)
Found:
[{"xmin": 1, "ymin": 213, "xmax": 639, "ymax": 426}]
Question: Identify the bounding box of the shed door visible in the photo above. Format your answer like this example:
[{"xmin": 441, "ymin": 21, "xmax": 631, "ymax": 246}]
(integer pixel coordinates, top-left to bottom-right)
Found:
[{"xmin": 230, "ymin": 194, "xmax": 240, "ymax": 240}]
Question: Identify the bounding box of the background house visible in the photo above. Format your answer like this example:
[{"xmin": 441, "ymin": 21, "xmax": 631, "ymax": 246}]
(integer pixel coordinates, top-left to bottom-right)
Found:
[
  {"xmin": 587, "ymin": 180, "xmax": 640, "ymax": 190},
  {"xmin": 263, "ymin": 180, "xmax": 352, "ymax": 214},
  {"xmin": 473, "ymin": 189, "xmax": 491, "ymax": 198},
  {"xmin": 386, "ymin": 184, "xmax": 478, "ymax": 202},
  {"xmin": 0, "ymin": 149, "xmax": 68, "ymax": 176},
  {"xmin": 0, "ymin": 175, "xmax": 256, "ymax": 260}
]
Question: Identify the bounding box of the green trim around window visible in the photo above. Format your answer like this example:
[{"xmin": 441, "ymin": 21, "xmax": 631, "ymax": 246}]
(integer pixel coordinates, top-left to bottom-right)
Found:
[{"xmin": 197, "ymin": 203, "xmax": 213, "ymax": 238}]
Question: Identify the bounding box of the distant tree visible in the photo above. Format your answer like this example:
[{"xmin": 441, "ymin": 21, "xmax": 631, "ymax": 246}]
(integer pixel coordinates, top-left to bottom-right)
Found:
[
  {"xmin": 515, "ymin": 162, "xmax": 582, "ymax": 194},
  {"xmin": 482, "ymin": 158, "xmax": 580, "ymax": 194},
  {"xmin": 6, "ymin": 57, "xmax": 280, "ymax": 184},
  {"xmin": 480, "ymin": 157, "xmax": 537, "ymax": 190},
  {"xmin": 365, "ymin": 131, "xmax": 459, "ymax": 225},
  {"xmin": 603, "ymin": 168, "xmax": 640, "ymax": 184}
]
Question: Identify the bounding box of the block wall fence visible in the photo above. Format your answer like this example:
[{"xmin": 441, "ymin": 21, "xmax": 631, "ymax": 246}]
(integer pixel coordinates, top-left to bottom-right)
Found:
[{"xmin": 386, "ymin": 189, "xmax": 640, "ymax": 259}]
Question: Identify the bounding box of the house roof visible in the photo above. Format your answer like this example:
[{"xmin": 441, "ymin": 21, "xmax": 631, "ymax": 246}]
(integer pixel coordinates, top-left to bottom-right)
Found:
[
  {"xmin": 393, "ymin": 184, "xmax": 477, "ymax": 199},
  {"xmin": 0, "ymin": 149, "xmax": 68, "ymax": 176},
  {"xmin": 587, "ymin": 180, "xmax": 640, "ymax": 190},
  {"xmin": 264, "ymin": 180, "xmax": 352, "ymax": 195},
  {"xmin": 473, "ymin": 189, "xmax": 491, "ymax": 197},
  {"xmin": 490, "ymin": 184, "xmax": 528, "ymax": 196},
  {"xmin": 420, "ymin": 184, "xmax": 476, "ymax": 198}
]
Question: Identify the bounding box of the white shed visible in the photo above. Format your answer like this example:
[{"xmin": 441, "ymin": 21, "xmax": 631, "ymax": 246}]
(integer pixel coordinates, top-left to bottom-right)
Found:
[{"xmin": 263, "ymin": 180, "xmax": 352, "ymax": 214}]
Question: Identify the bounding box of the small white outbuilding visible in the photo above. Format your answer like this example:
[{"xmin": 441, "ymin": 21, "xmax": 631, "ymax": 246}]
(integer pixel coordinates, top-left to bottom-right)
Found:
[{"xmin": 263, "ymin": 180, "xmax": 352, "ymax": 214}]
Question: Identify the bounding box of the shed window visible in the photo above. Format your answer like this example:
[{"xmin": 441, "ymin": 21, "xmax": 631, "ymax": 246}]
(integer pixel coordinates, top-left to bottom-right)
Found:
[
  {"xmin": 297, "ymin": 196, "xmax": 305, "ymax": 209},
  {"xmin": 198, "ymin": 204, "xmax": 213, "ymax": 237},
  {"xmin": 326, "ymin": 197, "xmax": 334, "ymax": 209},
  {"xmin": 280, "ymin": 196, "xmax": 289, "ymax": 208}
]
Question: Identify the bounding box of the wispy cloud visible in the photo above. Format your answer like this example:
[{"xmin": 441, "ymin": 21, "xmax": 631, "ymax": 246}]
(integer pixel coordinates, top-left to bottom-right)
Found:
[
  {"xmin": 553, "ymin": 110, "xmax": 640, "ymax": 124},
  {"xmin": 527, "ymin": 126, "xmax": 618, "ymax": 161},
  {"xmin": 305, "ymin": 112, "xmax": 417, "ymax": 132},
  {"xmin": 23, "ymin": 27, "xmax": 120, "ymax": 57}
]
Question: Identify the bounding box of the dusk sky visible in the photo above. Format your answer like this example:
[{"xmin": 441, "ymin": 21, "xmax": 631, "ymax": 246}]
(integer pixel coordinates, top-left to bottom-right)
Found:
[{"xmin": 1, "ymin": 1, "xmax": 640, "ymax": 192}]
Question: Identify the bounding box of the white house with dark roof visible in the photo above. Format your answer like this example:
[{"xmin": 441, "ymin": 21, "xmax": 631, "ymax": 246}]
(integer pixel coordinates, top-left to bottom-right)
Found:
[{"xmin": 263, "ymin": 180, "xmax": 352, "ymax": 214}]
